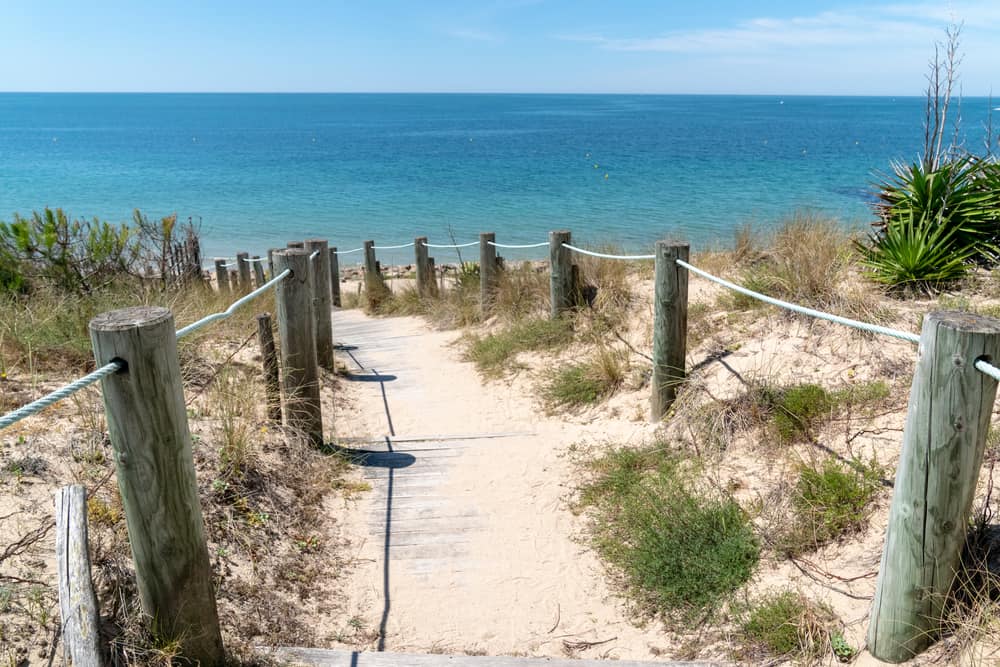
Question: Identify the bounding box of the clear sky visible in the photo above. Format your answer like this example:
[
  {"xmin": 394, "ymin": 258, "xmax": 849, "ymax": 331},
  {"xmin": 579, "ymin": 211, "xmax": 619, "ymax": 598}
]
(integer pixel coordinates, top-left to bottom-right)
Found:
[{"xmin": 2, "ymin": 0, "xmax": 998, "ymax": 95}]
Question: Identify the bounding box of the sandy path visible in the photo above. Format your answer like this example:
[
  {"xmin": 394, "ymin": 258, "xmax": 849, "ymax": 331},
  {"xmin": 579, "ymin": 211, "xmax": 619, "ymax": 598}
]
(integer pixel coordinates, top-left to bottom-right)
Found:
[{"xmin": 327, "ymin": 309, "xmax": 675, "ymax": 661}]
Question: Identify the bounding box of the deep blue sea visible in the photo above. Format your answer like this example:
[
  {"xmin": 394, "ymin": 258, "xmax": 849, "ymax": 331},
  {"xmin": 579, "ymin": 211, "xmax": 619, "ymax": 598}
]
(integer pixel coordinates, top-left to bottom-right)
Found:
[{"xmin": 0, "ymin": 93, "xmax": 993, "ymax": 264}]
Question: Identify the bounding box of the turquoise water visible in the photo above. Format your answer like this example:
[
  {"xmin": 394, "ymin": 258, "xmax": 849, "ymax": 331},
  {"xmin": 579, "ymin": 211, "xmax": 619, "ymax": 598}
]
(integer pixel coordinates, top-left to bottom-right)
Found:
[{"xmin": 0, "ymin": 93, "xmax": 993, "ymax": 264}]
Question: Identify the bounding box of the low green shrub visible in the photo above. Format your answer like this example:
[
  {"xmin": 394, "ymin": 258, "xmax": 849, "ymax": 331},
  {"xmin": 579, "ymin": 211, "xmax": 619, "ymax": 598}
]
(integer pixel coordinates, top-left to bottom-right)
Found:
[
  {"xmin": 578, "ymin": 444, "xmax": 759, "ymax": 622},
  {"xmin": 464, "ymin": 317, "xmax": 574, "ymax": 376},
  {"xmin": 738, "ymin": 590, "xmax": 838, "ymax": 663}
]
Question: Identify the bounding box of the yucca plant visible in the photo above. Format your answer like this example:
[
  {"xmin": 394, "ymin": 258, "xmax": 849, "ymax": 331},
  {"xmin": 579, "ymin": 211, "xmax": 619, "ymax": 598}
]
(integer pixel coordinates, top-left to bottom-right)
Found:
[{"xmin": 856, "ymin": 211, "xmax": 974, "ymax": 294}]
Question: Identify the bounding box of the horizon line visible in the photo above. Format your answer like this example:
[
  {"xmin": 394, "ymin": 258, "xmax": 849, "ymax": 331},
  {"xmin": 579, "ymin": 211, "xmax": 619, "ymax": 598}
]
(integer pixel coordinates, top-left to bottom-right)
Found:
[{"xmin": 0, "ymin": 90, "xmax": 966, "ymax": 98}]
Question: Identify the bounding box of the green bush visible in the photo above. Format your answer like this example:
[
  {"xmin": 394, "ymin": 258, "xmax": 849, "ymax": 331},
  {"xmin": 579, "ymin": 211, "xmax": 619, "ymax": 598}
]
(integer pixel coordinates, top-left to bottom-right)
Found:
[
  {"xmin": 578, "ymin": 445, "xmax": 759, "ymax": 622},
  {"xmin": 738, "ymin": 590, "xmax": 838, "ymax": 662}
]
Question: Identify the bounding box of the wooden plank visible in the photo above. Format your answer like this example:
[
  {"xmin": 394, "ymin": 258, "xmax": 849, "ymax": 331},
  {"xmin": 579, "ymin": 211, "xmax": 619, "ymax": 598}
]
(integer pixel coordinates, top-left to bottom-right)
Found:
[
  {"xmin": 55, "ymin": 485, "xmax": 102, "ymax": 667},
  {"xmin": 868, "ymin": 311, "xmax": 1000, "ymax": 662},
  {"xmin": 89, "ymin": 306, "xmax": 224, "ymax": 665},
  {"xmin": 650, "ymin": 241, "xmax": 689, "ymax": 421},
  {"xmin": 273, "ymin": 647, "xmax": 716, "ymax": 666}
]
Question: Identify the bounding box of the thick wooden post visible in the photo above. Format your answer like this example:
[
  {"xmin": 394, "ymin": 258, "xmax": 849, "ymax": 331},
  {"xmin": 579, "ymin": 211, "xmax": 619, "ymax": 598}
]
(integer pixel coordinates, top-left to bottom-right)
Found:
[
  {"xmin": 329, "ymin": 247, "xmax": 342, "ymax": 307},
  {"xmin": 304, "ymin": 239, "xmax": 334, "ymax": 371},
  {"xmin": 415, "ymin": 237, "xmax": 432, "ymax": 298},
  {"xmin": 256, "ymin": 313, "xmax": 282, "ymax": 423},
  {"xmin": 868, "ymin": 311, "xmax": 1000, "ymax": 662},
  {"xmin": 650, "ymin": 242, "xmax": 689, "ymax": 421},
  {"xmin": 214, "ymin": 258, "xmax": 230, "ymax": 294},
  {"xmin": 252, "ymin": 256, "xmax": 265, "ymax": 287},
  {"xmin": 480, "ymin": 232, "xmax": 498, "ymax": 317},
  {"xmin": 89, "ymin": 306, "xmax": 223, "ymax": 666},
  {"xmin": 287, "ymin": 241, "xmax": 304, "ymax": 249},
  {"xmin": 363, "ymin": 240, "xmax": 386, "ymax": 307},
  {"xmin": 549, "ymin": 230, "xmax": 575, "ymax": 318},
  {"xmin": 273, "ymin": 249, "xmax": 324, "ymax": 446},
  {"xmin": 55, "ymin": 485, "xmax": 102, "ymax": 667},
  {"xmin": 236, "ymin": 251, "xmax": 251, "ymax": 293}
]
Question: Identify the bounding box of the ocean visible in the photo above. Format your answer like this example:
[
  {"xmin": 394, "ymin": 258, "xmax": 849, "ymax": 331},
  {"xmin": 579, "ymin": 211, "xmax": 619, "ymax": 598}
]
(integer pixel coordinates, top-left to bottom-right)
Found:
[{"xmin": 0, "ymin": 93, "xmax": 993, "ymax": 264}]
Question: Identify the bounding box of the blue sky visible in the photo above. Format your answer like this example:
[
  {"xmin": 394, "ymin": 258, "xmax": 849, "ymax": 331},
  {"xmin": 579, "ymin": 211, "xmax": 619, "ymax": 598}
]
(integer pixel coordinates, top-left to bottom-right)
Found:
[{"xmin": 2, "ymin": 0, "xmax": 998, "ymax": 94}]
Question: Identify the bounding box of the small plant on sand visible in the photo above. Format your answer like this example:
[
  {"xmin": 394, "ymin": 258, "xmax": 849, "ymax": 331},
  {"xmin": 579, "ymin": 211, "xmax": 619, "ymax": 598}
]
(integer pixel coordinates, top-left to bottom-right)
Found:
[
  {"xmin": 780, "ymin": 456, "xmax": 885, "ymax": 555},
  {"xmin": 491, "ymin": 261, "xmax": 549, "ymax": 322},
  {"xmin": 542, "ymin": 346, "xmax": 627, "ymax": 410},
  {"xmin": 737, "ymin": 589, "xmax": 839, "ymax": 663},
  {"xmin": 578, "ymin": 444, "xmax": 759, "ymax": 622},
  {"xmin": 464, "ymin": 317, "xmax": 574, "ymax": 376},
  {"xmin": 209, "ymin": 367, "xmax": 259, "ymax": 480}
]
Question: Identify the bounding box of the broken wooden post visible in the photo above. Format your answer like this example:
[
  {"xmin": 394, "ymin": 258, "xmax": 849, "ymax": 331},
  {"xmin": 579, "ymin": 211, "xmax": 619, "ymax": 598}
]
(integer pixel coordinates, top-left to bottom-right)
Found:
[
  {"xmin": 549, "ymin": 230, "xmax": 575, "ymax": 318},
  {"xmin": 329, "ymin": 247, "xmax": 342, "ymax": 307},
  {"xmin": 273, "ymin": 249, "xmax": 323, "ymax": 446},
  {"xmin": 480, "ymin": 232, "xmax": 498, "ymax": 317},
  {"xmin": 650, "ymin": 241, "xmax": 689, "ymax": 421},
  {"xmin": 304, "ymin": 239, "xmax": 334, "ymax": 371},
  {"xmin": 55, "ymin": 484, "xmax": 102, "ymax": 667},
  {"xmin": 256, "ymin": 313, "xmax": 282, "ymax": 423},
  {"xmin": 89, "ymin": 306, "xmax": 224, "ymax": 666},
  {"xmin": 214, "ymin": 258, "xmax": 230, "ymax": 294},
  {"xmin": 868, "ymin": 311, "xmax": 1000, "ymax": 662}
]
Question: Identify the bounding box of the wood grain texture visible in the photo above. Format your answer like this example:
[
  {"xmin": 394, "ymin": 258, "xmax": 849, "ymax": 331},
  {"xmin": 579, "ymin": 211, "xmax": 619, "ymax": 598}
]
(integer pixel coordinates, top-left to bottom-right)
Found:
[
  {"xmin": 414, "ymin": 236, "xmax": 432, "ymax": 298},
  {"xmin": 214, "ymin": 258, "xmax": 230, "ymax": 294},
  {"xmin": 479, "ymin": 232, "xmax": 498, "ymax": 317},
  {"xmin": 257, "ymin": 312, "xmax": 282, "ymax": 423},
  {"xmin": 868, "ymin": 310, "xmax": 1000, "ymax": 662},
  {"xmin": 272, "ymin": 647, "xmax": 716, "ymax": 666},
  {"xmin": 89, "ymin": 306, "xmax": 224, "ymax": 666},
  {"xmin": 650, "ymin": 242, "xmax": 689, "ymax": 421},
  {"xmin": 329, "ymin": 247, "xmax": 342, "ymax": 307},
  {"xmin": 305, "ymin": 239, "xmax": 335, "ymax": 371},
  {"xmin": 274, "ymin": 250, "xmax": 324, "ymax": 446},
  {"xmin": 55, "ymin": 485, "xmax": 102, "ymax": 667},
  {"xmin": 548, "ymin": 230, "xmax": 574, "ymax": 319},
  {"xmin": 236, "ymin": 251, "xmax": 251, "ymax": 293}
]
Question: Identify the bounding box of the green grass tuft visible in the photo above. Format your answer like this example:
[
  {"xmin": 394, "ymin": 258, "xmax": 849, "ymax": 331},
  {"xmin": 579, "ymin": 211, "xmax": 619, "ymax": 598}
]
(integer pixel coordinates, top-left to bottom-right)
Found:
[
  {"xmin": 542, "ymin": 347, "xmax": 626, "ymax": 410},
  {"xmin": 464, "ymin": 317, "xmax": 574, "ymax": 376},
  {"xmin": 737, "ymin": 590, "xmax": 839, "ymax": 662}
]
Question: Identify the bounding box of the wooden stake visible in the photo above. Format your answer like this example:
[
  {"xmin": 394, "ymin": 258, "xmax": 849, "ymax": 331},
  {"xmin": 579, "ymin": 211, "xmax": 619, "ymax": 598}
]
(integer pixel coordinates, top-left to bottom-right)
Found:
[
  {"xmin": 89, "ymin": 306, "xmax": 224, "ymax": 666},
  {"xmin": 236, "ymin": 251, "xmax": 251, "ymax": 293},
  {"xmin": 55, "ymin": 485, "xmax": 102, "ymax": 667},
  {"xmin": 256, "ymin": 313, "xmax": 282, "ymax": 423},
  {"xmin": 868, "ymin": 310, "xmax": 1000, "ymax": 662},
  {"xmin": 549, "ymin": 230, "xmax": 574, "ymax": 318},
  {"xmin": 214, "ymin": 258, "xmax": 230, "ymax": 294},
  {"xmin": 304, "ymin": 239, "xmax": 335, "ymax": 371},
  {"xmin": 363, "ymin": 240, "xmax": 386, "ymax": 307},
  {"xmin": 273, "ymin": 249, "xmax": 324, "ymax": 446},
  {"xmin": 251, "ymin": 256, "xmax": 265, "ymax": 287},
  {"xmin": 329, "ymin": 247, "xmax": 342, "ymax": 307},
  {"xmin": 650, "ymin": 242, "xmax": 689, "ymax": 421},
  {"xmin": 415, "ymin": 236, "xmax": 432, "ymax": 297},
  {"xmin": 480, "ymin": 232, "xmax": 498, "ymax": 317}
]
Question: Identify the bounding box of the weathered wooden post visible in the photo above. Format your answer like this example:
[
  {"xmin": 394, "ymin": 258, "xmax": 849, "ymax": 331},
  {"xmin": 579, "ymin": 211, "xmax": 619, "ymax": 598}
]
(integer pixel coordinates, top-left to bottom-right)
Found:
[
  {"xmin": 329, "ymin": 247, "xmax": 342, "ymax": 307},
  {"xmin": 228, "ymin": 268, "xmax": 238, "ymax": 291},
  {"xmin": 415, "ymin": 236, "xmax": 433, "ymax": 298},
  {"xmin": 55, "ymin": 485, "xmax": 102, "ymax": 667},
  {"xmin": 304, "ymin": 239, "xmax": 334, "ymax": 371},
  {"xmin": 214, "ymin": 258, "xmax": 230, "ymax": 294},
  {"xmin": 251, "ymin": 256, "xmax": 265, "ymax": 287},
  {"xmin": 256, "ymin": 313, "xmax": 282, "ymax": 423},
  {"xmin": 480, "ymin": 232, "xmax": 499, "ymax": 317},
  {"xmin": 273, "ymin": 249, "xmax": 324, "ymax": 446},
  {"xmin": 287, "ymin": 240, "xmax": 304, "ymax": 249},
  {"xmin": 267, "ymin": 248, "xmax": 280, "ymax": 280},
  {"xmin": 89, "ymin": 306, "xmax": 224, "ymax": 666},
  {"xmin": 549, "ymin": 230, "xmax": 575, "ymax": 318},
  {"xmin": 868, "ymin": 311, "xmax": 1000, "ymax": 662},
  {"xmin": 363, "ymin": 240, "xmax": 386, "ymax": 307},
  {"xmin": 650, "ymin": 242, "xmax": 689, "ymax": 421},
  {"xmin": 236, "ymin": 251, "xmax": 251, "ymax": 293}
]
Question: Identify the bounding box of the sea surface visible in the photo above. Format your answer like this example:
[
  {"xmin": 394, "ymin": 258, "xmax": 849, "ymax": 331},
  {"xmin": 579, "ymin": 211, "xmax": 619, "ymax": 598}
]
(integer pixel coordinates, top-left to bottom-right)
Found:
[{"xmin": 0, "ymin": 93, "xmax": 994, "ymax": 264}]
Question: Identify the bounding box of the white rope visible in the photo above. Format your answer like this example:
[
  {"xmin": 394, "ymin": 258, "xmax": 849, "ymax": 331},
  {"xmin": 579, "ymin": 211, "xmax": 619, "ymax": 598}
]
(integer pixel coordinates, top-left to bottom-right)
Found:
[
  {"xmin": 487, "ymin": 241, "xmax": 549, "ymax": 249},
  {"xmin": 309, "ymin": 249, "xmax": 320, "ymax": 260},
  {"xmin": 244, "ymin": 257, "xmax": 266, "ymax": 263},
  {"xmin": 0, "ymin": 362, "xmax": 122, "ymax": 430},
  {"xmin": 176, "ymin": 268, "xmax": 291, "ymax": 338},
  {"xmin": 372, "ymin": 242, "xmax": 415, "ymax": 250},
  {"xmin": 223, "ymin": 262, "xmax": 238, "ymax": 268},
  {"xmin": 563, "ymin": 243, "xmax": 655, "ymax": 261},
  {"xmin": 676, "ymin": 259, "xmax": 921, "ymax": 344},
  {"xmin": 976, "ymin": 359, "xmax": 1000, "ymax": 382},
  {"xmin": 423, "ymin": 241, "xmax": 480, "ymax": 249},
  {"xmin": 334, "ymin": 247, "xmax": 364, "ymax": 255}
]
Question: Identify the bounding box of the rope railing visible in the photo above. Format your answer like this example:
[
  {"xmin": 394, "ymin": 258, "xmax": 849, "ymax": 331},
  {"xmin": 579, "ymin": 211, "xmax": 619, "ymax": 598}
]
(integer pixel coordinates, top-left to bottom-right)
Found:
[
  {"xmin": 222, "ymin": 262, "xmax": 238, "ymax": 268},
  {"xmin": 563, "ymin": 243, "xmax": 655, "ymax": 261},
  {"xmin": 422, "ymin": 241, "xmax": 479, "ymax": 249},
  {"xmin": 487, "ymin": 241, "xmax": 549, "ymax": 249},
  {"xmin": 372, "ymin": 242, "xmax": 415, "ymax": 250},
  {"xmin": 333, "ymin": 247, "xmax": 364, "ymax": 255},
  {"xmin": 1, "ymin": 268, "xmax": 293, "ymax": 431},
  {"xmin": 244, "ymin": 257, "xmax": 266, "ymax": 263},
  {"xmin": 676, "ymin": 258, "xmax": 921, "ymax": 344}
]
